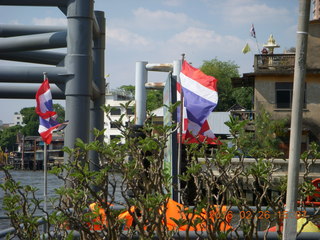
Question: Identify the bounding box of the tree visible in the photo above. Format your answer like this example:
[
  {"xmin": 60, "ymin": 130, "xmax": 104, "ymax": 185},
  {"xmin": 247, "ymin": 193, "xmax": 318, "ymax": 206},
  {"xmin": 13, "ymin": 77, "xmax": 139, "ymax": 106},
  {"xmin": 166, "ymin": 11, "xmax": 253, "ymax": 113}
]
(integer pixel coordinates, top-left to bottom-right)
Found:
[
  {"xmin": 118, "ymin": 85, "xmax": 135, "ymax": 95},
  {"xmin": 117, "ymin": 85, "xmax": 163, "ymax": 112},
  {"xmin": 200, "ymin": 58, "xmax": 253, "ymax": 111},
  {"xmin": 146, "ymin": 89, "xmax": 163, "ymax": 111},
  {"xmin": 20, "ymin": 107, "xmax": 38, "ymax": 136},
  {"xmin": 0, "ymin": 125, "xmax": 22, "ymax": 152}
]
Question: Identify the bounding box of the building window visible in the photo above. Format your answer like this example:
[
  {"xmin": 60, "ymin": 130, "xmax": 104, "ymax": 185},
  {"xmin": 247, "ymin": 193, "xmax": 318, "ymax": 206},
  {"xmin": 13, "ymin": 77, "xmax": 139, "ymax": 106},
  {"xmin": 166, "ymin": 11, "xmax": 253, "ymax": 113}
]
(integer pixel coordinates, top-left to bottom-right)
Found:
[
  {"xmin": 110, "ymin": 135, "xmax": 121, "ymax": 141},
  {"xmin": 110, "ymin": 122, "xmax": 121, "ymax": 129},
  {"xmin": 275, "ymin": 82, "xmax": 305, "ymax": 108},
  {"xmin": 110, "ymin": 107, "xmax": 121, "ymax": 115},
  {"xmin": 126, "ymin": 108, "xmax": 134, "ymax": 115}
]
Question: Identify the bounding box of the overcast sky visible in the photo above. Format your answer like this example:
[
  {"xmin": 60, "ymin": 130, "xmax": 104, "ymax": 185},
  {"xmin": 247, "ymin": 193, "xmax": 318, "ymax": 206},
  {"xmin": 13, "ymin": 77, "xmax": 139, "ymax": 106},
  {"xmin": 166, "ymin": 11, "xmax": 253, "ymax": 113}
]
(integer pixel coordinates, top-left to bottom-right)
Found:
[{"xmin": 0, "ymin": 0, "xmax": 305, "ymax": 123}]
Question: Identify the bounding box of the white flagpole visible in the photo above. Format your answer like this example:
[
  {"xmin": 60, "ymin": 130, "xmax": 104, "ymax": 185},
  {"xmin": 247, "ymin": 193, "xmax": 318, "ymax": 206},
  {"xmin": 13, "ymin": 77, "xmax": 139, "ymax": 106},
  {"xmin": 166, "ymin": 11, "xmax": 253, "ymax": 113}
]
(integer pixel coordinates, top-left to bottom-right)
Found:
[
  {"xmin": 177, "ymin": 53, "xmax": 185, "ymax": 203},
  {"xmin": 43, "ymin": 72, "xmax": 48, "ymax": 233},
  {"xmin": 43, "ymin": 142, "xmax": 48, "ymax": 233}
]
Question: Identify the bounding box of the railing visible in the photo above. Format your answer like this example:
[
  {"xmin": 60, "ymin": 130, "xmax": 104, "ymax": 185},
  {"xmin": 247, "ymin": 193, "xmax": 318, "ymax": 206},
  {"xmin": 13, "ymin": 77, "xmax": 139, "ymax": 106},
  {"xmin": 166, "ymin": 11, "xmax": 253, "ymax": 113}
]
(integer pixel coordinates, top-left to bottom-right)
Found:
[
  {"xmin": 2, "ymin": 206, "xmax": 320, "ymax": 240},
  {"xmin": 254, "ymin": 54, "xmax": 295, "ymax": 72}
]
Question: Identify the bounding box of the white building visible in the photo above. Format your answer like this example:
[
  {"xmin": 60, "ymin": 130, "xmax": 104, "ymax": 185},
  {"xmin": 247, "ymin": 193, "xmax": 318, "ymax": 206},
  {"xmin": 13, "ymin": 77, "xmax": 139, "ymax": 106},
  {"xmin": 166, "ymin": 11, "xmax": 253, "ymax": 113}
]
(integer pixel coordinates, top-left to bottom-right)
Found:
[
  {"xmin": 11, "ymin": 112, "xmax": 25, "ymax": 127},
  {"xmin": 104, "ymin": 90, "xmax": 135, "ymax": 144}
]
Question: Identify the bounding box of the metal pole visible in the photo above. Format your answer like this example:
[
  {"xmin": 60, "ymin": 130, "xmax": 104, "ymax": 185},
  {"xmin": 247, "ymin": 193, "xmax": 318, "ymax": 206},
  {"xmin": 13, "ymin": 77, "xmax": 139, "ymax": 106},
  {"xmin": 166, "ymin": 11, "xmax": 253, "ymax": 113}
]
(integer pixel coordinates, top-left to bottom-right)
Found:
[
  {"xmin": 21, "ymin": 135, "xmax": 25, "ymax": 170},
  {"xmin": 0, "ymin": 51, "xmax": 66, "ymax": 65},
  {"xmin": 0, "ymin": 85, "xmax": 65, "ymax": 99},
  {"xmin": 43, "ymin": 142, "xmax": 48, "ymax": 233},
  {"xmin": 64, "ymin": 0, "xmax": 93, "ymax": 171},
  {"xmin": 173, "ymin": 59, "xmax": 182, "ymax": 202},
  {"xmin": 0, "ymin": 24, "xmax": 66, "ymax": 37},
  {"xmin": 0, "ymin": 66, "xmax": 68, "ymax": 83},
  {"xmin": 0, "ymin": 31, "xmax": 67, "ymax": 52},
  {"xmin": 134, "ymin": 61, "xmax": 148, "ymax": 126},
  {"xmin": 89, "ymin": 10, "xmax": 106, "ymax": 173},
  {"xmin": 282, "ymin": 0, "xmax": 311, "ymax": 239}
]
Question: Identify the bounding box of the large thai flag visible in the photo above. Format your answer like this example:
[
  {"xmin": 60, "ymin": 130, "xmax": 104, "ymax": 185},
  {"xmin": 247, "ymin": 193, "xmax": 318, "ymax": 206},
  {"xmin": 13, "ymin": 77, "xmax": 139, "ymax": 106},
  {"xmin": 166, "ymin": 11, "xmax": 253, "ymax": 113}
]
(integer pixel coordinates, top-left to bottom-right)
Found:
[
  {"xmin": 35, "ymin": 78, "xmax": 65, "ymax": 144},
  {"xmin": 178, "ymin": 60, "xmax": 220, "ymax": 144}
]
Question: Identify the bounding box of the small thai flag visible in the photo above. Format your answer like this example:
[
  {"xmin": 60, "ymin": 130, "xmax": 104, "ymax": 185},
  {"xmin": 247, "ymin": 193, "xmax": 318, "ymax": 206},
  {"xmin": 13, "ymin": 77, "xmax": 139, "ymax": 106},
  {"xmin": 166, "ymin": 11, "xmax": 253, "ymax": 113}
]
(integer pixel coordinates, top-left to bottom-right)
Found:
[
  {"xmin": 250, "ymin": 24, "xmax": 256, "ymax": 38},
  {"xmin": 35, "ymin": 76, "xmax": 67, "ymax": 144}
]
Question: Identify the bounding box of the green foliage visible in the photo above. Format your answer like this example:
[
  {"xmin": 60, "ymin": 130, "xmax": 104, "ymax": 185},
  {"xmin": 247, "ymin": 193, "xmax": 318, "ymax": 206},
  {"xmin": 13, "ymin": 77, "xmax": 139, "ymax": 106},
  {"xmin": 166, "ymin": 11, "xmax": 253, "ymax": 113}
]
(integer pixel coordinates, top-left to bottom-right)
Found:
[
  {"xmin": 226, "ymin": 110, "xmax": 288, "ymax": 159},
  {"xmin": 1, "ymin": 105, "xmax": 319, "ymax": 239},
  {"xmin": 20, "ymin": 107, "xmax": 38, "ymax": 136},
  {"xmin": 200, "ymin": 58, "xmax": 253, "ymax": 111},
  {"xmin": 0, "ymin": 125, "xmax": 22, "ymax": 151},
  {"xmin": 118, "ymin": 85, "xmax": 135, "ymax": 95},
  {"xmin": 117, "ymin": 85, "xmax": 163, "ymax": 111}
]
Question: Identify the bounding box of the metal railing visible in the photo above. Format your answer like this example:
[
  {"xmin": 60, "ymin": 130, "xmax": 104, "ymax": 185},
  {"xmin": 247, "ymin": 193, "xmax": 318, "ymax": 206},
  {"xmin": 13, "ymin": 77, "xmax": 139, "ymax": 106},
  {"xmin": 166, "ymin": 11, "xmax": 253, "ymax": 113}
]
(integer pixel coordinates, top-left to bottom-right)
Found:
[
  {"xmin": 1, "ymin": 206, "xmax": 320, "ymax": 239},
  {"xmin": 254, "ymin": 54, "xmax": 295, "ymax": 72}
]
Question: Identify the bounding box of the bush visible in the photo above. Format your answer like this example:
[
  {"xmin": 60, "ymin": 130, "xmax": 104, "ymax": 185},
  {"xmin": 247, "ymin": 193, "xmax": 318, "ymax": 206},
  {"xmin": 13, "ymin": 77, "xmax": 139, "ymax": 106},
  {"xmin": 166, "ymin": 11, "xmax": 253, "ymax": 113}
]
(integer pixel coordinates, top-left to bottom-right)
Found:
[{"xmin": 1, "ymin": 106, "xmax": 319, "ymax": 239}]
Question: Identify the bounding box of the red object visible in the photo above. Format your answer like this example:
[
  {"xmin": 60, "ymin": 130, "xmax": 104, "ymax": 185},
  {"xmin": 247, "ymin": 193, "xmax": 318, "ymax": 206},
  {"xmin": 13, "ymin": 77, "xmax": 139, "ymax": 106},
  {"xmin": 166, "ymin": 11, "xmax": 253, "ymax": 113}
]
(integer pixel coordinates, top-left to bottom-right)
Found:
[{"xmin": 299, "ymin": 178, "xmax": 320, "ymax": 206}]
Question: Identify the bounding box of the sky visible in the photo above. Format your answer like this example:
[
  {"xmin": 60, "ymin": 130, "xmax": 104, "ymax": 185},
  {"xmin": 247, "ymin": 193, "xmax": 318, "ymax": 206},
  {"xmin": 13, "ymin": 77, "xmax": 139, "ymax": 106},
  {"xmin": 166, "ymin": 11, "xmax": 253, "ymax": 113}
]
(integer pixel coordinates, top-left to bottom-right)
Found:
[{"xmin": 0, "ymin": 0, "xmax": 304, "ymax": 123}]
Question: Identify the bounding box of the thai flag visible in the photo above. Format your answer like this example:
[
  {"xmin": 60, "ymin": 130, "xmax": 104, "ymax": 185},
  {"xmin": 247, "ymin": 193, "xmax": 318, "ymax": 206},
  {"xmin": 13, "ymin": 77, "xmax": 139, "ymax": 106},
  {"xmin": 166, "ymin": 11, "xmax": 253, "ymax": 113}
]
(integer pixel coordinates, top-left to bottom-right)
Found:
[
  {"xmin": 250, "ymin": 24, "xmax": 256, "ymax": 38},
  {"xmin": 178, "ymin": 60, "xmax": 220, "ymax": 144},
  {"xmin": 36, "ymin": 78, "xmax": 66, "ymax": 144}
]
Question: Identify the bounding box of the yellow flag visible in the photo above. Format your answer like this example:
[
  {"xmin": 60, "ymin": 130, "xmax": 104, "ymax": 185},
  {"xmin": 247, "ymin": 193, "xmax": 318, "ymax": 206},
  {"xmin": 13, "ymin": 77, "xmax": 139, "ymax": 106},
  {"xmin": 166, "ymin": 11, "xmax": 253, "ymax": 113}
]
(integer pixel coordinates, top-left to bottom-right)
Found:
[{"xmin": 242, "ymin": 43, "xmax": 251, "ymax": 54}]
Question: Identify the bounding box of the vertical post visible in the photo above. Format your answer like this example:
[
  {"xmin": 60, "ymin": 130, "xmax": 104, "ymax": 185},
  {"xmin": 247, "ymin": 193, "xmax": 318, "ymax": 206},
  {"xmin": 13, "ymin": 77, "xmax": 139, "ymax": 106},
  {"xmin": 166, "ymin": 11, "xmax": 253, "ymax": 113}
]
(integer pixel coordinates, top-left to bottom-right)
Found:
[
  {"xmin": 21, "ymin": 135, "xmax": 25, "ymax": 170},
  {"xmin": 64, "ymin": 0, "xmax": 93, "ymax": 170},
  {"xmin": 135, "ymin": 61, "xmax": 148, "ymax": 126},
  {"xmin": 282, "ymin": 0, "xmax": 311, "ymax": 239},
  {"xmin": 172, "ymin": 60, "xmax": 181, "ymax": 202},
  {"xmin": 43, "ymin": 142, "xmax": 48, "ymax": 233},
  {"xmin": 33, "ymin": 139, "xmax": 37, "ymax": 170},
  {"xmin": 89, "ymin": 11, "xmax": 106, "ymax": 173}
]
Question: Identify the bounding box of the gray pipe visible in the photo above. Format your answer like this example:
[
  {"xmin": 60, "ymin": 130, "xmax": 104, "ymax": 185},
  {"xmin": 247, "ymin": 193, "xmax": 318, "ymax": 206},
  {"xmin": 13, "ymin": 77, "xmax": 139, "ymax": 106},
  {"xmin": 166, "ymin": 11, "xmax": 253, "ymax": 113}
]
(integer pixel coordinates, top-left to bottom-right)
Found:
[
  {"xmin": 0, "ymin": 51, "xmax": 65, "ymax": 65},
  {"xmin": 0, "ymin": 0, "xmax": 67, "ymax": 6},
  {"xmin": 0, "ymin": 66, "xmax": 68, "ymax": 83},
  {"xmin": 89, "ymin": 11, "xmax": 106, "ymax": 172},
  {"xmin": 134, "ymin": 61, "xmax": 148, "ymax": 126},
  {"xmin": 0, "ymin": 84, "xmax": 64, "ymax": 99},
  {"xmin": 64, "ymin": 0, "xmax": 93, "ymax": 168},
  {"xmin": 0, "ymin": 24, "xmax": 66, "ymax": 37},
  {"xmin": 0, "ymin": 31, "xmax": 66, "ymax": 52}
]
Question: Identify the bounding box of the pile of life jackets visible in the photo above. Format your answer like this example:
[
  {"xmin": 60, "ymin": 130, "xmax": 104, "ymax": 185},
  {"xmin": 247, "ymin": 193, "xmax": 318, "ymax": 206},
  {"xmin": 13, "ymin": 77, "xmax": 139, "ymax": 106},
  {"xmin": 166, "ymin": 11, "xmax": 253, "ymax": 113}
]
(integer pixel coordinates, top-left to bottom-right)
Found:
[{"xmin": 88, "ymin": 198, "xmax": 233, "ymax": 232}]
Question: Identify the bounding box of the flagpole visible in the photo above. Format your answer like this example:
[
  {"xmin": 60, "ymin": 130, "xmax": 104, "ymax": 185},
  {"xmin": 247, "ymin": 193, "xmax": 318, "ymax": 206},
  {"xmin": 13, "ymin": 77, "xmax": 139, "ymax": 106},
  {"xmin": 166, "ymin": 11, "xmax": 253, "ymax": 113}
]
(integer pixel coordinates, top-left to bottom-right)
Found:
[
  {"xmin": 251, "ymin": 23, "xmax": 261, "ymax": 54},
  {"xmin": 43, "ymin": 142, "xmax": 48, "ymax": 233},
  {"xmin": 177, "ymin": 53, "xmax": 185, "ymax": 203},
  {"xmin": 43, "ymin": 72, "xmax": 48, "ymax": 233}
]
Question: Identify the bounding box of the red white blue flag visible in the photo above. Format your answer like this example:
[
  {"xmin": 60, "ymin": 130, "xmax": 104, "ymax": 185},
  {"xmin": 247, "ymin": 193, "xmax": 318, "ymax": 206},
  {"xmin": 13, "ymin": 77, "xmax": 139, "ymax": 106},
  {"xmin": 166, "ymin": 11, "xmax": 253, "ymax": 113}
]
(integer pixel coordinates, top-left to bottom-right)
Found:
[
  {"xmin": 250, "ymin": 24, "xmax": 256, "ymax": 38},
  {"xmin": 35, "ymin": 77, "xmax": 66, "ymax": 144},
  {"xmin": 178, "ymin": 60, "xmax": 220, "ymax": 144}
]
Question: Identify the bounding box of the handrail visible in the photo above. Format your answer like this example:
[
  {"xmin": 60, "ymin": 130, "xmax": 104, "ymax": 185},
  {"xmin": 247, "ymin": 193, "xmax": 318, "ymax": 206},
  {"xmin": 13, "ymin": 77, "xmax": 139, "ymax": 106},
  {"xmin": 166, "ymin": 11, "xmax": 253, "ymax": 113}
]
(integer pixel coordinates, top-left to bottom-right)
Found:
[
  {"xmin": 1, "ymin": 205, "xmax": 320, "ymax": 239},
  {"xmin": 254, "ymin": 54, "xmax": 295, "ymax": 72}
]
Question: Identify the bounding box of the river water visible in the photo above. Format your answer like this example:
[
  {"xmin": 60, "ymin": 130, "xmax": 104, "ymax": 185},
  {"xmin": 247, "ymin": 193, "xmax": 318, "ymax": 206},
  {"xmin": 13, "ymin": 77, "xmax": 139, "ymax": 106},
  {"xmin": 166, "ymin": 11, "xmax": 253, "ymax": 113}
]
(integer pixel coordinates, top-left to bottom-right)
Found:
[
  {"xmin": 0, "ymin": 170, "xmax": 63, "ymax": 230},
  {"xmin": 0, "ymin": 170, "xmax": 124, "ymax": 232}
]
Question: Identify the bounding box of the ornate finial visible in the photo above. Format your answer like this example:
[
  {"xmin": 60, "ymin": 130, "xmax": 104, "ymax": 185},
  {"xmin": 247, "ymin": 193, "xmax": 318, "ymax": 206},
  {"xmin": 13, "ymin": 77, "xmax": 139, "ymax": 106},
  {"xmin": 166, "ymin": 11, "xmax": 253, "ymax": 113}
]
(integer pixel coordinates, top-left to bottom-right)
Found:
[{"xmin": 263, "ymin": 34, "xmax": 280, "ymax": 54}]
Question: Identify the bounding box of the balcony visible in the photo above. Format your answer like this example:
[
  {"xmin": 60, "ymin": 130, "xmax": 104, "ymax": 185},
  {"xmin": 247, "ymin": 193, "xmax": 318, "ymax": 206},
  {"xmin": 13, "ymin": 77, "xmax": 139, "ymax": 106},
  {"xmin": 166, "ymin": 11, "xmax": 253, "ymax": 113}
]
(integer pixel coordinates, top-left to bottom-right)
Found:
[{"xmin": 254, "ymin": 53, "xmax": 295, "ymax": 72}]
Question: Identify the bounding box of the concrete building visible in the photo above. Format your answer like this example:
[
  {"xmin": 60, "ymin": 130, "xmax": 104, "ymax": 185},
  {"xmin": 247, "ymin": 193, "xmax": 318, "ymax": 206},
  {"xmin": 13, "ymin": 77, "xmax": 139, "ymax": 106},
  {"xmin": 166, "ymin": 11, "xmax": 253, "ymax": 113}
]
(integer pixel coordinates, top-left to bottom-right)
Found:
[
  {"xmin": 12, "ymin": 112, "xmax": 25, "ymax": 126},
  {"xmin": 232, "ymin": 15, "xmax": 320, "ymax": 148},
  {"xmin": 104, "ymin": 90, "xmax": 135, "ymax": 144}
]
